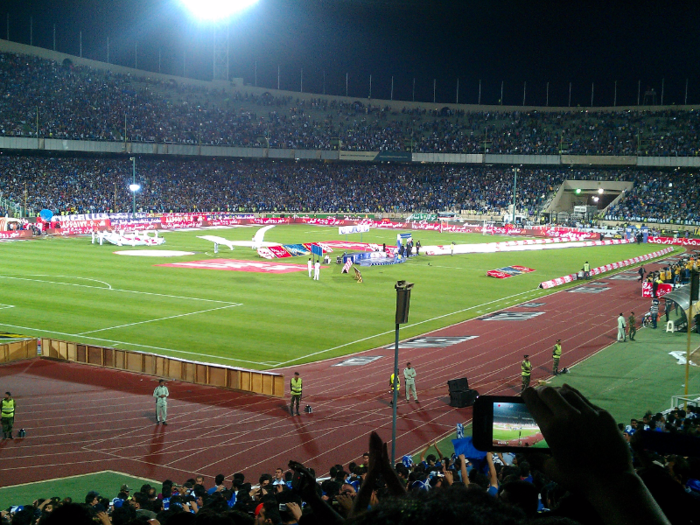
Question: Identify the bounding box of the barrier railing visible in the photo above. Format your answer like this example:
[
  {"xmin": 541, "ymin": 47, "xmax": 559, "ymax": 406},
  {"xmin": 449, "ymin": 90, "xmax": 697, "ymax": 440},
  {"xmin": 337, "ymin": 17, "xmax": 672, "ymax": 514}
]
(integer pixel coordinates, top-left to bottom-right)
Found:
[
  {"xmin": 0, "ymin": 339, "xmax": 38, "ymax": 363},
  {"xmin": 39, "ymin": 338, "xmax": 284, "ymax": 398}
]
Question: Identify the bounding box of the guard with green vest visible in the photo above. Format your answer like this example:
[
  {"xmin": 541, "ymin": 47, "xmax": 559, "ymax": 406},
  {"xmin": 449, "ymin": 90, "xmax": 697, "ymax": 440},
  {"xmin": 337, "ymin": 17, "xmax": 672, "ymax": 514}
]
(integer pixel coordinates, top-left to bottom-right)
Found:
[
  {"xmin": 1, "ymin": 391, "xmax": 16, "ymax": 439},
  {"xmin": 389, "ymin": 373, "xmax": 400, "ymax": 407},
  {"xmin": 290, "ymin": 372, "xmax": 303, "ymax": 416},
  {"xmin": 521, "ymin": 355, "xmax": 532, "ymax": 393},
  {"xmin": 552, "ymin": 339, "xmax": 562, "ymax": 375},
  {"xmin": 583, "ymin": 261, "xmax": 591, "ymax": 280}
]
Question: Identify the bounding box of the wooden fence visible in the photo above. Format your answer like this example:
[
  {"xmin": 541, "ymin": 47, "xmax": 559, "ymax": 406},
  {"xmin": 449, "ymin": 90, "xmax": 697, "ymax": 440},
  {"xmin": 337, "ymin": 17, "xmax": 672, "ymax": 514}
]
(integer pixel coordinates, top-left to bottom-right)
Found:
[
  {"xmin": 0, "ymin": 339, "xmax": 37, "ymax": 363},
  {"xmin": 39, "ymin": 338, "xmax": 284, "ymax": 397}
]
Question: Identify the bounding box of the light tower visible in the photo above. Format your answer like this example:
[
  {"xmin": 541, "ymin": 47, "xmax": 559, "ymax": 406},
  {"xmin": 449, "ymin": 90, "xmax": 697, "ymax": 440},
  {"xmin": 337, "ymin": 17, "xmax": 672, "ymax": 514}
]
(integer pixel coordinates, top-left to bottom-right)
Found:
[{"xmin": 177, "ymin": 0, "xmax": 260, "ymax": 81}]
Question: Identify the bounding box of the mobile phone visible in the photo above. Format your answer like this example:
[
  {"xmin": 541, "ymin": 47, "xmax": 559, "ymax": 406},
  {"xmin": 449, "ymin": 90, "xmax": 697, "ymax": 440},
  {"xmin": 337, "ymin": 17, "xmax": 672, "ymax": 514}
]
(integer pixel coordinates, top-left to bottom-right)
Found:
[
  {"xmin": 278, "ymin": 503, "xmax": 287, "ymax": 511},
  {"xmin": 472, "ymin": 396, "xmax": 550, "ymax": 452}
]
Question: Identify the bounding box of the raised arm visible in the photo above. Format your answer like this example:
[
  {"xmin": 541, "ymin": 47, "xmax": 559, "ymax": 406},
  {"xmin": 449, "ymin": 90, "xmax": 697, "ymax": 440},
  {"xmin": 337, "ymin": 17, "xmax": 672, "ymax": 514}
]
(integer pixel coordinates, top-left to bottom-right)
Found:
[{"xmin": 522, "ymin": 384, "xmax": 671, "ymax": 525}]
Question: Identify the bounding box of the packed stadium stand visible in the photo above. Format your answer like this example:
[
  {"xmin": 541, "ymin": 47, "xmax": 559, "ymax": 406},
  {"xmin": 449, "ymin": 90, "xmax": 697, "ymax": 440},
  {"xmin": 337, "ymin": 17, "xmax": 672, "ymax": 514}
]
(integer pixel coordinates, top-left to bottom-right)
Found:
[{"xmin": 1, "ymin": 40, "xmax": 700, "ymax": 525}]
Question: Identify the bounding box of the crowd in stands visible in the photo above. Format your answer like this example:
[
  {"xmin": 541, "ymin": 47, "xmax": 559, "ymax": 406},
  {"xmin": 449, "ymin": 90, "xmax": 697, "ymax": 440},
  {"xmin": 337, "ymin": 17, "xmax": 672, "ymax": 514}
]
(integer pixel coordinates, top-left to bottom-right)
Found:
[
  {"xmin": 0, "ymin": 157, "xmax": 558, "ymax": 216},
  {"xmin": 1, "ymin": 155, "xmax": 700, "ymax": 224},
  {"xmin": 2, "ymin": 51, "xmax": 700, "ymax": 155},
  {"xmin": 2, "ymin": 386, "xmax": 697, "ymax": 525}
]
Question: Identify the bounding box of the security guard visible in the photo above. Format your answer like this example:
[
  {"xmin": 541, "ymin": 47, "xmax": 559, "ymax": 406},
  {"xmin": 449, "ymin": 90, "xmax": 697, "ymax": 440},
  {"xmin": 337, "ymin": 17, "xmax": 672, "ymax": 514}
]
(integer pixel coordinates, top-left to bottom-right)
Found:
[
  {"xmin": 628, "ymin": 312, "xmax": 637, "ymax": 341},
  {"xmin": 1, "ymin": 391, "xmax": 16, "ymax": 439},
  {"xmin": 583, "ymin": 261, "xmax": 591, "ymax": 280},
  {"xmin": 552, "ymin": 339, "xmax": 562, "ymax": 375},
  {"xmin": 521, "ymin": 355, "xmax": 532, "ymax": 393},
  {"xmin": 290, "ymin": 372, "xmax": 303, "ymax": 416},
  {"xmin": 389, "ymin": 372, "xmax": 400, "ymax": 407}
]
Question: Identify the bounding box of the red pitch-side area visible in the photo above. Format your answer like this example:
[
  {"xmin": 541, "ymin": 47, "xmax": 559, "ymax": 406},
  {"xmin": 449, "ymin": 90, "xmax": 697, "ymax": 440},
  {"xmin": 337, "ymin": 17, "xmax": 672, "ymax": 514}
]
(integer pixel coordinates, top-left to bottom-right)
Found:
[{"xmin": 0, "ymin": 258, "xmax": 673, "ymax": 487}]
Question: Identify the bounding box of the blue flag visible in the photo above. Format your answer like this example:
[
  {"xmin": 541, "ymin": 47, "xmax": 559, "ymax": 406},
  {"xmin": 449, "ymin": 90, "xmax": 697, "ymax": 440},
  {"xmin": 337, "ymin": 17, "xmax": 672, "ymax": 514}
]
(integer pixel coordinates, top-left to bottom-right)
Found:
[
  {"xmin": 451, "ymin": 437, "xmax": 487, "ymax": 460},
  {"xmin": 311, "ymin": 245, "xmax": 323, "ymax": 257}
]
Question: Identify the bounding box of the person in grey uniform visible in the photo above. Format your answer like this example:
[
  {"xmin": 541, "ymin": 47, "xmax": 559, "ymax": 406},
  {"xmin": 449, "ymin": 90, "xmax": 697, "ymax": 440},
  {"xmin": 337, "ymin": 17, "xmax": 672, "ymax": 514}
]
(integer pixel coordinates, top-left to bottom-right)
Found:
[
  {"xmin": 403, "ymin": 362, "xmax": 419, "ymax": 403},
  {"xmin": 153, "ymin": 379, "xmax": 169, "ymax": 425}
]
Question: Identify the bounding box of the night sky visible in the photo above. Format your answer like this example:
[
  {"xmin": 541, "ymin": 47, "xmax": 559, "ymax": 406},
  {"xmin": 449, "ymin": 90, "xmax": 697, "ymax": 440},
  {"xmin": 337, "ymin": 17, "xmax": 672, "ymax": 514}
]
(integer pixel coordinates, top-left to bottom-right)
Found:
[{"xmin": 2, "ymin": 0, "xmax": 699, "ymax": 107}]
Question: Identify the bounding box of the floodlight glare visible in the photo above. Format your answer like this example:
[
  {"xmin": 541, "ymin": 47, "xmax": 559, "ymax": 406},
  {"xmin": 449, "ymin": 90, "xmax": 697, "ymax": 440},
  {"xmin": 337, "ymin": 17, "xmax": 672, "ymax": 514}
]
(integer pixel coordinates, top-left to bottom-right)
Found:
[
  {"xmin": 597, "ymin": 188, "xmax": 604, "ymax": 194},
  {"xmin": 129, "ymin": 183, "xmax": 141, "ymax": 192},
  {"xmin": 575, "ymin": 188, "xmax": 581, "ymax": 195},
  {"xmin": 179, "ymin": 0, "xmax": 260, "ymax": 21}
]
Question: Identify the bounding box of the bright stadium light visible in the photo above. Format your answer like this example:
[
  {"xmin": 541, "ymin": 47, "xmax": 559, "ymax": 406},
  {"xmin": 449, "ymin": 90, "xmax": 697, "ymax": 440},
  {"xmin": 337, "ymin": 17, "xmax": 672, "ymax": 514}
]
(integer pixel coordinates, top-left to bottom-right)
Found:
[
  {"xmin": 178, "ymin": 0, "xmax": 260, "ymax": 21},
  {"xmin": 129, "ymin": 184, "xmax": 141, "ymax": 193},
  {"xmin": 597, "ymin": 188, "xmax": 604, "ymax": 194}
]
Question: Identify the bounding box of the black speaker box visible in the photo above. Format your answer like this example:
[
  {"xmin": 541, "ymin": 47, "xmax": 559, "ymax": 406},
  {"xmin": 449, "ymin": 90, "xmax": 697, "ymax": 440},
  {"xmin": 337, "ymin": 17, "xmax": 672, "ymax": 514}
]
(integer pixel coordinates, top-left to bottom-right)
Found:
[
  {"xmin": 449, "ymin": 389, "xmax": 478, "ymax": 408},
  {"xmin": 447, "ymin": 377, "xmax": 469, "ymax": 393}
]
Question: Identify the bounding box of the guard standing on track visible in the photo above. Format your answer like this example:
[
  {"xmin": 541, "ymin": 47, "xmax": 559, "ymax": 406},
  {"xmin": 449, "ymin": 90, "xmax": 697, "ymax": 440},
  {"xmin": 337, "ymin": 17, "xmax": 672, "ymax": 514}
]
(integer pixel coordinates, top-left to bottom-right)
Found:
[
  {"xmin": 552, "ymin": 339, "xmax": 562, "ymax": 375},
  {"xmin": 628, "ymin": 312, "xmax": 637, "ymax": 341},
  {"xmin": 153, "ymin": 379, "xmax": 169, "ymax": 425},
  {"xmin": 389, "ymin": 372, "xmax": 400, "ymax": 407},
  {"xmin": 404, "ymin": 362, "xmax": 419, "ymax": 403},
  {"xmin": 290, "ymin": 372, "xmax": 302, "ymax": 416},
  {"xmin": 521, "ymin": 355, "xmax": 532, "ymax": 393},
  {"xmin": 1, "ymin": 392, "xmax": 16, "ymax": 439}
]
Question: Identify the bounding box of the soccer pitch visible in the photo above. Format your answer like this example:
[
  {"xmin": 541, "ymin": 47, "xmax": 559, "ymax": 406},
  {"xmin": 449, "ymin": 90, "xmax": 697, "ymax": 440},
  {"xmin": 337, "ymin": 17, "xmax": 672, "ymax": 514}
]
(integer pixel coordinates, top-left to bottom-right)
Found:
[{"xmin": 0, "ymin": 226, "xmax": 672, "ymax": 369}]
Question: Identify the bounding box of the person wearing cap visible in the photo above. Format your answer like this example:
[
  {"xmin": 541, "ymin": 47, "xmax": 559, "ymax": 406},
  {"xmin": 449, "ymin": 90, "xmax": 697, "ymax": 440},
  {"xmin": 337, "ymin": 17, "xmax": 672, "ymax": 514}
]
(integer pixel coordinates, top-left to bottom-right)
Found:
[
  {"xmin": 153, "ymin": 379, "xmax": 169, "ymax": 425},
  {"xmin": 120, "ymin": 484, "xmax": 131, "ymax": 497},
  {"xmin": 521, "ymin": 355, "xmax": 532, "ymax": 393},
  {"xmin": 1, "ymin": 391, "xmax": 15, "ymax": 439}
]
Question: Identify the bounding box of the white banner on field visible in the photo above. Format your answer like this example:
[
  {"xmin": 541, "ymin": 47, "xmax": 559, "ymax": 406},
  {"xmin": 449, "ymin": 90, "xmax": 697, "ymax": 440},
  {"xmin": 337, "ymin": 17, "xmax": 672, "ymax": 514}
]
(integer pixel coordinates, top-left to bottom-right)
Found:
[{"xmin": 339, "ymin": 224, "xmax": 370, "ymax": 235}]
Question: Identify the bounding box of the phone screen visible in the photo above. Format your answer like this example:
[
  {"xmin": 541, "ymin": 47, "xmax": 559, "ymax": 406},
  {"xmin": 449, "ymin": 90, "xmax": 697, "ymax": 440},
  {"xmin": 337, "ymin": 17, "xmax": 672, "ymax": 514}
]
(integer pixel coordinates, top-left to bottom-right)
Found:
[
  {"xmin": 492, "ymin": 401, "xmax": 548, "ymax": 449},
  {"xmin": 473, "ymin": 396, "xmax": 549, "ymax": 452}
]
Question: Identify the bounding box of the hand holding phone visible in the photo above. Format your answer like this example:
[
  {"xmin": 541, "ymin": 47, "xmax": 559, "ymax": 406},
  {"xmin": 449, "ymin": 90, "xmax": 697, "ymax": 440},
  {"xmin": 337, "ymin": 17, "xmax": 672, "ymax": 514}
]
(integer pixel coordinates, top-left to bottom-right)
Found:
[{"xmin": 473, "ymin": 395, "xmax": 549, "ymax": 452}]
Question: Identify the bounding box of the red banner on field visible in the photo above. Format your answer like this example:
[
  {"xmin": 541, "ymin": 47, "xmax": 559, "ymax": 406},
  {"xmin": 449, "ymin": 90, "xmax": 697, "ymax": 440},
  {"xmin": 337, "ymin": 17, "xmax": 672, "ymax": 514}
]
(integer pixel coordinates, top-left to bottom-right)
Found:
[
  {"xmin": 268, "ymin": 245, "xmax": 292, "ymax": 258},
  {"xmin": 641, "ymin": 282, "xmax": 674, "ymax": 298},
  {"xmin": 539, "ymin": 247, "xmax": 674, "ymax": 289},
  {"xmin": 0, "ymin": 230, "xmax": 32, "ymax": 240}
]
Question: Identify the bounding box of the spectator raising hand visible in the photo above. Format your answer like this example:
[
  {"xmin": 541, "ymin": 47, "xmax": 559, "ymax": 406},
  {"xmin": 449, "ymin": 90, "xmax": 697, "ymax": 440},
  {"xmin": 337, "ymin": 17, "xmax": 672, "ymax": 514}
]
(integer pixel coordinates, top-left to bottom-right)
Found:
[{"xmin": 522, "ymin": 384, "xmax": 672, "ymax": 525}]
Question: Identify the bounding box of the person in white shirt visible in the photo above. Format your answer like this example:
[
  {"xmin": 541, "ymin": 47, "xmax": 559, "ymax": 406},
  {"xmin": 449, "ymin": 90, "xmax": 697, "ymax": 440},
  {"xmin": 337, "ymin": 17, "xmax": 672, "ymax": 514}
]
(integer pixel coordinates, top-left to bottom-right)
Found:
[
  {"xmin": 153, "ymin": 379, "xmax": 170, "ymax": 425},
  {"xmin": 313, "ymin": 260, "xmax": 320, "ymax": 280},
  {"xmin": 403, "ymin": 362, "xmax": 418, "ymax": 403},
  {"xmin": 307, "ymin": 258, "xmax": 313, "ymax": 278},
  {"xmin": 617, "ymin": 313, "xmax": 627, "ymax": 342}
]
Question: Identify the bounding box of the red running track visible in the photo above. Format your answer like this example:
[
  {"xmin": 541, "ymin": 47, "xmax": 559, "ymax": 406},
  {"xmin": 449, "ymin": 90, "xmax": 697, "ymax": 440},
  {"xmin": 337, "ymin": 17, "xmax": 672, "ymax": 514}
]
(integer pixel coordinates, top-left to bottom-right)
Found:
[{"xmin": 0, "ymin": 257, "xmax": 675, "ymax": 487}]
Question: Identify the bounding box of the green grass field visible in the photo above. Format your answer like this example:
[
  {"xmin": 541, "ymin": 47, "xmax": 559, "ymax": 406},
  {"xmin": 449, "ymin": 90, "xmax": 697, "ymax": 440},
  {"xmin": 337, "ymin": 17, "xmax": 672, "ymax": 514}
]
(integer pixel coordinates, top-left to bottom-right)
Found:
[{"xmin": 0, "ymin": 226, "xmax": 674, "ymax": 369}]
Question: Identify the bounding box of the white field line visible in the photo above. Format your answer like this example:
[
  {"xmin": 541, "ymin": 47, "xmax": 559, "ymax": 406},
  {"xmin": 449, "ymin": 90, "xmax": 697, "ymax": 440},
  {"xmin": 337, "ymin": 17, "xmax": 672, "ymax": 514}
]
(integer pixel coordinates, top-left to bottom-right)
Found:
[
  {"xmin": 272, "ymin": 288, "xmax": 542, "ymax": 367},
  {"xmin": 77, "ymin": 304, "xmax": 241, "ymax": 336},
  {"xmin": 0, "ymin": 304, "xmax": 15, "ymax": 310},
  {"xmin": 0, "ymin": 322, "xmax": 275, "ymax": 366},
  {"xmin": 0, "ymin": 275, "xmax": 237, "ymax": 305}
]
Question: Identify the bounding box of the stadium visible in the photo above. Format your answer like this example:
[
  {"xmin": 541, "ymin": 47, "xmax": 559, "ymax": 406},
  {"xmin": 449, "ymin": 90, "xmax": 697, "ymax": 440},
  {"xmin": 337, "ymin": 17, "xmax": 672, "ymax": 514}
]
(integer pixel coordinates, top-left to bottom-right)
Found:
[{"xmin": 0, "ymin": 1, "xmax": 699, "ymax": 524}]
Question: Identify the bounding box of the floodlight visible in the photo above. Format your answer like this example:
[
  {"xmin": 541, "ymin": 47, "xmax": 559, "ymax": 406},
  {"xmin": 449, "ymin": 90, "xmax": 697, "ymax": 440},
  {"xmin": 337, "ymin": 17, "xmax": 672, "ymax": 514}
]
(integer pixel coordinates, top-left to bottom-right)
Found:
[
  {"xmin": 179, "ymin": 0, "xmax": 260, "ymax": 21},
  {"xmin": 575, "ymin": 189, "xmax": 581, "ymax": 195},
  {"xmin": 597, "ymin": 188, "xmax": 604, "ymax": 194},
  {"xmin": 129, "ymin": 183, "xmax": 141, "ymax": 192}
]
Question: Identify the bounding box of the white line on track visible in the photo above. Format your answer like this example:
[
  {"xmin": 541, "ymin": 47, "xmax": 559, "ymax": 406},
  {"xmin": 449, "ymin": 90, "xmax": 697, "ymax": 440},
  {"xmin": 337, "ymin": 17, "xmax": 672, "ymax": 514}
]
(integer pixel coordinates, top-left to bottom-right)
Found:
[
  {"xmin": 272, "ymin": 288, "xmax": 542, "ymax": 367},
  {"xmin": 77, "ymin": 304, "xmax": 242, "ymax": 335}
]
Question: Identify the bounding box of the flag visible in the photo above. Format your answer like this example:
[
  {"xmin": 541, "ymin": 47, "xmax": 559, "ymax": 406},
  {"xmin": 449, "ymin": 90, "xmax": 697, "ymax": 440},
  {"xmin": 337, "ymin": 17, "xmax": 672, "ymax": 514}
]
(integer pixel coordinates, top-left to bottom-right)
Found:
[
  {"xmin": 402, "ymin": 455, "xmax": 414, "ymax": 468},
  {"xmin": 456, "ymin": 423, "xmax": 464, "ymax": 439},
  {"xmin": 451, "ymin": 437, "xmax": 487, "ymax": 460},
  {"xmin": 342, "ymin": 258, "xmax": 353, "ymax": 274},
  {"xmin": 311, "ymin": 245, "xmax": 323, "ymax": 257}
]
